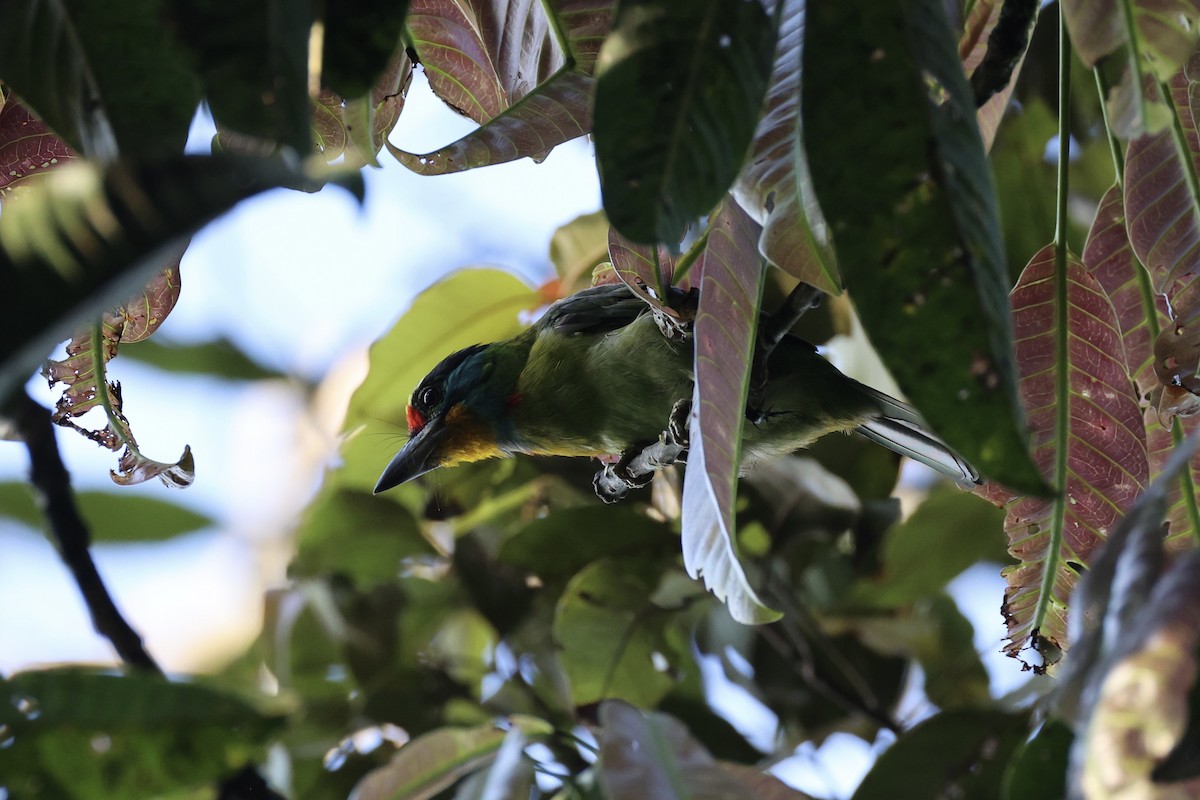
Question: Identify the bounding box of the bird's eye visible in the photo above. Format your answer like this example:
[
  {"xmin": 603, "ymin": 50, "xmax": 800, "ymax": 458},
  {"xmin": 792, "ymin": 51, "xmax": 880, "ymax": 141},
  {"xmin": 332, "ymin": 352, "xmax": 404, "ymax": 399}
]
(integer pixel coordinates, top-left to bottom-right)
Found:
[{"xmin": 419, "ymin": 386, "xmax": 443, "ymax": 408}]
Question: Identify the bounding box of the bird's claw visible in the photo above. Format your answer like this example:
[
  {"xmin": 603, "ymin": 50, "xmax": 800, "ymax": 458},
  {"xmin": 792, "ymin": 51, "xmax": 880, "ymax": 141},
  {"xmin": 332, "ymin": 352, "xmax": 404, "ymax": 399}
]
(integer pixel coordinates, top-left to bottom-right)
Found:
[{"xmin": 591, "ymin": 400, "xmax": 692, "ymax": 503}]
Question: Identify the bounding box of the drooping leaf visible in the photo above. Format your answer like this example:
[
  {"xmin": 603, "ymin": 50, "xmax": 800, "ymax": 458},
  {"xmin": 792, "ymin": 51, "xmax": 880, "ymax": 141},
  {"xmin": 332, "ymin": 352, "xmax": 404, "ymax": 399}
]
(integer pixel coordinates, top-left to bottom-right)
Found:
[
  {"xmin": 0, "ymin": 98, "xmax": 75, "ymax": 196},
  {"xmin": 3, "ymin": 153, "xmax": 338, "ymax": 400},
  {"xmin": 1124, "ymin": 59, "xmax": 1200, "ymax": 296},
  {"xmin": 393, "ymin": 1, "xmax": 611, "ymax": 172},
  {"xmin": 851, "ymin": 710, "xmax": 1028, "ymax": 800},
  {"xmin": 804, "ymin": 0, "xmax": 1044, "ymax": 493},
  {"xmin": 337, "ymin": 268, "xmax": 544, "ymax": 494},
  {"xmin": 0, "ymin": 669, "xmax": 283, "ymax": 799},
  {"xmin": 0, "ymin": 481, "xmax": 212, "ymax": 541},
  {"xmin": 733, "ymin": 0, "xmax": 840, "ymax": 294},
  {"xmin": 350, "ymin": 717, "xmax": 552, "ymax": 800},
  {"xmin": 172, "ymin": 0, "xmax": 311, "ymax": 153},
  {"xmin": 680, "ymin": 200, "xmax": 780, "ymax": 625},
  {"xmin": 594, "ymin": 0, "xmax": 776, "ymax": 245},
  {"xmin": 553, "ymin": 558, "xmax": 685, "ymax": 706},
  {"xmin": 990, "ymin": 245, "xmax": 1148, "ymax": 664},
  {"xmin": 0, "ymin": 0, "xmax": 200, "ymax": 159}
]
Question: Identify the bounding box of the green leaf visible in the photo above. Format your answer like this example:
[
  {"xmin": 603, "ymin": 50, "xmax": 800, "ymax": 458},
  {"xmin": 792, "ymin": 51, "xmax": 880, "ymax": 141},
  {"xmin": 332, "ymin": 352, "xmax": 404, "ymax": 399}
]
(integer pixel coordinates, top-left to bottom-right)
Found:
[
  {"xmin": 594, "ymin": 0, "xmax": 776, "ymax": 244},
  {"xmin": 3, "ymin": 153, "xmax": 337, "ymax": 400},
  {"xmin": 350, "ymin": 718, "xmax": 551, "ymax": 800},
  {"xmin": 549, "ymin": 210, "xmax": 611, "ymax": 289},
  {"xmin": 0, "ymin": 0, "xmax": 200, "ymax": 158},
  {"xmin": 0, "ymin": 669, "xmax": 282, "ymax": 800},
  {"xmin": 848, "ymin": 485, "xmax": 1007, "ymax": 608},
  {"xmin": 0, "ymin": 481, "xmax": 212, "ymax": 541},
  {"xmin": 986, "ymin": 245, "xmax": 1148, "ymax": 663},
  {"xmin": 851, "ymin": 710, "xmax": 1028, "ymax": 800},
  {"xmin": 120, "ymin": 336, "xmax": 287, "ymax": 381},
  {"xmin": 1001, "ymin": 719, "xmax": 1072, "ymax": 800},
  {"xmin": 553, "ymin": 558, "xmax": 683, "ymax": 706},
  {"xmin": 173, "ymin": 0, "xmax": 311, "ymax": 152},
  {"xmin": 320, "ymin": 0, "xmax": 410, "ymax": 99},
  {"xmin": 293, "ymin": 488, "xmax": 433, "ymax": 582},
  {"xmin": 680, "ymin": 199, "xmax": 780, "ymax": 625},
  {"xmin": 733, "ymin": 0, "xmax": 841, "ymax": 294},
  {"xmin": 804, "ymin": 0, "xmax": 1044, "ymax": 493},
  {"xmin": 338, "ymin": 268, "xmax": 543, "ymax": 494}
]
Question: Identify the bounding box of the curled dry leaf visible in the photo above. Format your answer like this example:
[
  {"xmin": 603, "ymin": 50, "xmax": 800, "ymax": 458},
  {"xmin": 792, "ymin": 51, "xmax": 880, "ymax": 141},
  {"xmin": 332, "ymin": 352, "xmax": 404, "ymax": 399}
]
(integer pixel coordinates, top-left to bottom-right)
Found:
[{"xmin": 41, "ymin": 261, "xmax": 194, "ymax": 489}]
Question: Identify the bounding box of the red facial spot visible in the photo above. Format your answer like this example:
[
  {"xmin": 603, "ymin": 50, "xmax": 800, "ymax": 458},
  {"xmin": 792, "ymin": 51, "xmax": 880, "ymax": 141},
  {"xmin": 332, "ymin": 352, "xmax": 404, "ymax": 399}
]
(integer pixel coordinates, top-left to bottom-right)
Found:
[
  {"xmin": 406, "ymin": 404, "xmax": 426, "ymax": 434},
  {"xmin": 506, "ymin": 392, "xmax": 522, "ymax": 410}
]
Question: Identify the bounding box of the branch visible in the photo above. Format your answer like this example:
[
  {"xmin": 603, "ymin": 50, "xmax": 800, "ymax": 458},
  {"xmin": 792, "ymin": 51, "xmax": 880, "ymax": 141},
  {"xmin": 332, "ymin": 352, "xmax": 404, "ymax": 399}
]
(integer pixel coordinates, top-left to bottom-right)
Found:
[{"xmin": 13, "ymin": 391, "xmax": 163, "ymax": 675}]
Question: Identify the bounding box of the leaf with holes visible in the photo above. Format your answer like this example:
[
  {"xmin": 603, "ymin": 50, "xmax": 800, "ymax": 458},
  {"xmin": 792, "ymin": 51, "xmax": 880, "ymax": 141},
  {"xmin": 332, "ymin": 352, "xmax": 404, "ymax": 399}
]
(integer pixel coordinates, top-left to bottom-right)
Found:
[
  {"xmin": 733, "ymin": 0, "xmax": 840, "ymax": 294},
  {"xmin": 805, "ymin": 0, "xmax": 1043, "ymax": 494},
  {"xmin": 990, "ymin": 245, "xmax": 1148, "ymax": 664},
  {"xmin": 0, "ymin": 99, "xmax": 74, "ymax": 197},
  {"xmin": 681, "ymin": 199, "xmax": 780, "ymax": 625},
  {"xmin": 594, "ymin": 0, "xmax": 776, "ymax": 245}
]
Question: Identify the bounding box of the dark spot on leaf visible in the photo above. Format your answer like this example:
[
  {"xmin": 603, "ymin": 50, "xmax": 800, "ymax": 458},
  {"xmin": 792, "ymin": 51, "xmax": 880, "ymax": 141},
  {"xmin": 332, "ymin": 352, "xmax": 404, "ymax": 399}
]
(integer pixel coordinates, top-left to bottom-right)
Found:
[{"xmin": 1066, "ymin": 561, "xmax": 1084, "ymax": 574}]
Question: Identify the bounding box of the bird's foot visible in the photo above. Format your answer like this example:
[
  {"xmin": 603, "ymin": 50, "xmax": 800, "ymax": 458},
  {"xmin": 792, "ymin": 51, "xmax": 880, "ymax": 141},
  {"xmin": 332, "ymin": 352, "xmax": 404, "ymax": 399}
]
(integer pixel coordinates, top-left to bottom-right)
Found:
[
  {"xmin": 667, "ymin": 398, "xmax": 691, "ymax": 450},
  {"xmin": 591, "ymin": 400, "xmax": 693, "ymax": 503},
  {"xmin": 651, "ymin": 287, "xmax": 699, "ymax": 342}
]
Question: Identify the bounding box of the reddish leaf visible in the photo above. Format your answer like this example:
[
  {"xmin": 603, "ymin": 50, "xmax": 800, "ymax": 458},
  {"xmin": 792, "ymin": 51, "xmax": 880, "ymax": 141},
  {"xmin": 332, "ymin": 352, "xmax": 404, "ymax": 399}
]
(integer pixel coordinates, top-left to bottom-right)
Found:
[
  {"xmin": 680, "ymin": 199, "xmax": 779, "ymax": 624},
  {"xmin": 1063, "ymin": 0, "xmax": 1200, "ymax": 79},
  {"xmin": 991, "ymin": 245, "xmax": 1149, "ymax": 663},
  {"xmin": 0, "ymin": 98, "xmax": 74, "ymax": 196},
  {"xmin": 605, "ymin": 228, "xmax": 690, "ymax": 308},
  {"xmin": 315, "ymin": 48, "xmax": 414, "ymax": 168},
  {"xmin": 958, "ymin": 0, "xmax": 1037, "ymax": 151},
  {"xmin": 1124, "ymin": 59, "xmax": 1200, "ymax": 294},
  {"xmin": 733, "ymin": 0, "xmax": 839, "ymax": 294},
  {"xmin": 1061, "ymin": 0, "xmax": 1126, "ymax": 67}
]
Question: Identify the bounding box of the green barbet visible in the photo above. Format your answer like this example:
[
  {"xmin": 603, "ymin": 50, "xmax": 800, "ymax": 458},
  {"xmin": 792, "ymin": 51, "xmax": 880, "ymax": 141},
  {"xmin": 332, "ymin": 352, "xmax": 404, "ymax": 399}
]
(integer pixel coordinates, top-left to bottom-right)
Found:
[{"xmin": 374, "ymin": 283, "xmax": 977, "ymax": 493}]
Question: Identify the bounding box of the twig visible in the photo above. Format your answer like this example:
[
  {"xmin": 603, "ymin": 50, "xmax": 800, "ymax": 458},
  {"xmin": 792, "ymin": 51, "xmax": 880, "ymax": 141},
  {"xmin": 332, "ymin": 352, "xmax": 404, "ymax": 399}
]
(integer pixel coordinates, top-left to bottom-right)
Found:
[{"xmin": 13, "ymin": 391, "xmax": 163, "ymax": 675}]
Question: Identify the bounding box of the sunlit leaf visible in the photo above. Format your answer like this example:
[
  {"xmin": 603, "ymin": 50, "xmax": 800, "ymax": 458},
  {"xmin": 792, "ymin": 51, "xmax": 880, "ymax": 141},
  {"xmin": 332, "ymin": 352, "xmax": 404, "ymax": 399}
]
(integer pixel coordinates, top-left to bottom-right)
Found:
[
  {"xmin": 989, "ymin": 245, "xmax": 1148, "ymax": 663},
  {"xmin": 0, "ymin": 98, "xmax": 75, "ymax": 196},
  {"xmin": 0, "ymin": 0, "xmax": 199, "ymax": 159},
  {"xmin": 3, "ymin": 154, "xmax": 336, "ymax": 400},
  {"xmin": 594, "ymin": 0, "xmax": 776, "ymax": 245},
  {"xmin": 680, "ymin": 200, "xmax": 780, "ymax": 625},
  {"xmin": 549, "ymin": 210, "xmax": 610, "ymax": 291},
  {"xmin": 733, "ymin": 0, "xmax": 840, "ymax": 294},
  {"xmin": 852, "ymin": 710, "xmax": 1028, "ymax": 800},
  {"xmin": 0, "ymin": 669, "xmax": 282, "ymax": 799},
  {"xmin": 350, "ymin": 717, "xmax": 552, "ymax": 800},
  {"xmin": 804, "ymin": 0, "xmax": 1044, "ymax": 494},
  {"xmin": 1064, "ymin": 0, "xmax": 1200, "ymax": 80},
  {"xmin": 339, "ymin": 268, "xmax": 544, "ymax": 493},
  {"xmin": 0, "ymin": 481, "xmax": 212, "ymax": 541},
  {"xmin": 554, "ymin": 558, "xmax": 685, "ymax": 706},
  {"xmin": 450, "ymin": 727, "xmax": 534, "ymax": 800}
]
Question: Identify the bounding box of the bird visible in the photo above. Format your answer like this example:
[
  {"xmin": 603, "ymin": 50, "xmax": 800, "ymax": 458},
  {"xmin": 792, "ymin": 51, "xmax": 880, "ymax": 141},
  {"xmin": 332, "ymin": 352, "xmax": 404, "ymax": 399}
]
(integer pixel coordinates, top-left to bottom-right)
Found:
[{"xmin": 373, "ymin": 282, "xmax": 979, "ymax": 494}]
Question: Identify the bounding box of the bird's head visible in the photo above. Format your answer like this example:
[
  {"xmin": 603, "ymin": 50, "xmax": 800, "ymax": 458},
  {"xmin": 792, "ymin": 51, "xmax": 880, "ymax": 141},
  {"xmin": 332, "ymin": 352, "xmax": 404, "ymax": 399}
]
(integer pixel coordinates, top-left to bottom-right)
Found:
[{"xmin": 373, "ymin": 343, "xmax": 520, "ymax": 493}]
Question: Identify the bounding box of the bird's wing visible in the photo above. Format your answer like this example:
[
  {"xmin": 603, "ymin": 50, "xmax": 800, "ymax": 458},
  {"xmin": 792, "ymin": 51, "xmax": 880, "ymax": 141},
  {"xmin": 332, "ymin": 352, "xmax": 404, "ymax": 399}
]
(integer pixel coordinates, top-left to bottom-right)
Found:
[{"xmin": 541, "ymin": 283, "xmax": 654, "ymax": 335}]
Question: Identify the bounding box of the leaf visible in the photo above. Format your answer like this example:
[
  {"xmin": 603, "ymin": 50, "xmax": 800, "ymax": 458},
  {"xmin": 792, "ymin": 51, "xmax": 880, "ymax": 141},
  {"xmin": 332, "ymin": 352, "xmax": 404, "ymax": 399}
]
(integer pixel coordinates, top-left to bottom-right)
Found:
[
  {"xmin": 0, "ymin": 481, "xmax": 212, "ymax": 541},
  {"xmin": 119, "ymin": 336, "xmax": 287, "ymax": 381},
  {"xmin": 607, "ymin": 228, "xmax": 683, "ymax": 302},
  {"xmin": 293, "ymin": 488, "xmax": 434, "ymax": 582},
  {"xmin": 1124, "ymin": 59, "xmax": 1200, "ymax": 295},
  {"xmin": 350, "ymin": 718, "xmax": 552, "ymax": 800},
  {"xmin": 847, "ymin": 485, "xmax": 1007, "ymax": 608},
  {"xmin": 990, "ymin": 245, "xmax": 1148, "ymax": 663},
  {"xmin": 320, "ymin": 0, "xmax": 410, "ymax": 100},
  {"xmin": 851, "ymin": 710, "xmax": 1028, "ymax": 800},
  {"xmin": 172, "ymin": 0, "xmax": 311, "ymax": 152},
  {"xmin": 803, "ymin": 0, "xmax": 1044, "ymax": 493},
  {"xmin": 1001, "ymin": 719, "xmax": 1072, "ymax": 800},
  {"xmin": 338, "ymin": 268, "xmax": 544, "ymax": 493},
  {"xmin": 732, "ymin": 0, "xmax": 840, "ymax": 294},
  {"xmin": 0, "ymin": 0, "xmax": 200, "ymax": 158},
  {"xmin": 2, "ymin": 153, "xmax": 338, "ymax": 401},
  {"xmin": 0, "ymin": 98, "xmax": 75, "ymax": 196},
  {"xmin": 553, "ymin": 558, "xmax": 683, "ymax": 706},
  {"xmin": 317, "ymin": 48, "xmax": 416, "ymax": 168},
  {"xmin": 959, "ymin": 0, "xmax": 1039, "ymax": 150},
  {"xmin": 451, "ymin": 727, "xmax": 534, "ymax": 800},
  {"xmin": 0, "ymin": 669, "xmax": 282, "ymax": 800},
  {"xmin": 394, "ymin": 1, "xmax": 613, "ymax": 172},
  {"xmin": 680, "ymin": 200, "xmax": 780, "ymax": 625},
  {"xmin": 594, "ymin": 0, "xmax": 776, "ymax": 245},
  {"xmin": 1064, "ymin": 0, "xmax": 1200, "ymax": 79},
  {"xmin": 549, "ymin": 210, "xmax": 611, "ymax": 290},
  {"xmin": 595, "ymin": 701, "xmax": 745, "ymax": 800}
]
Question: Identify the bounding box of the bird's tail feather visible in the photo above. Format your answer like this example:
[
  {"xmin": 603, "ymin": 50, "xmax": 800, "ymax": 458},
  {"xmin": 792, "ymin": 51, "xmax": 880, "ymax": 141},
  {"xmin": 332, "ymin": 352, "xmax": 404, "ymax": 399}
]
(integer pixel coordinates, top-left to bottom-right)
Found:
[{"xmin": 855, "ymin": 388, "xmax": 981, "ymax": 486}]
